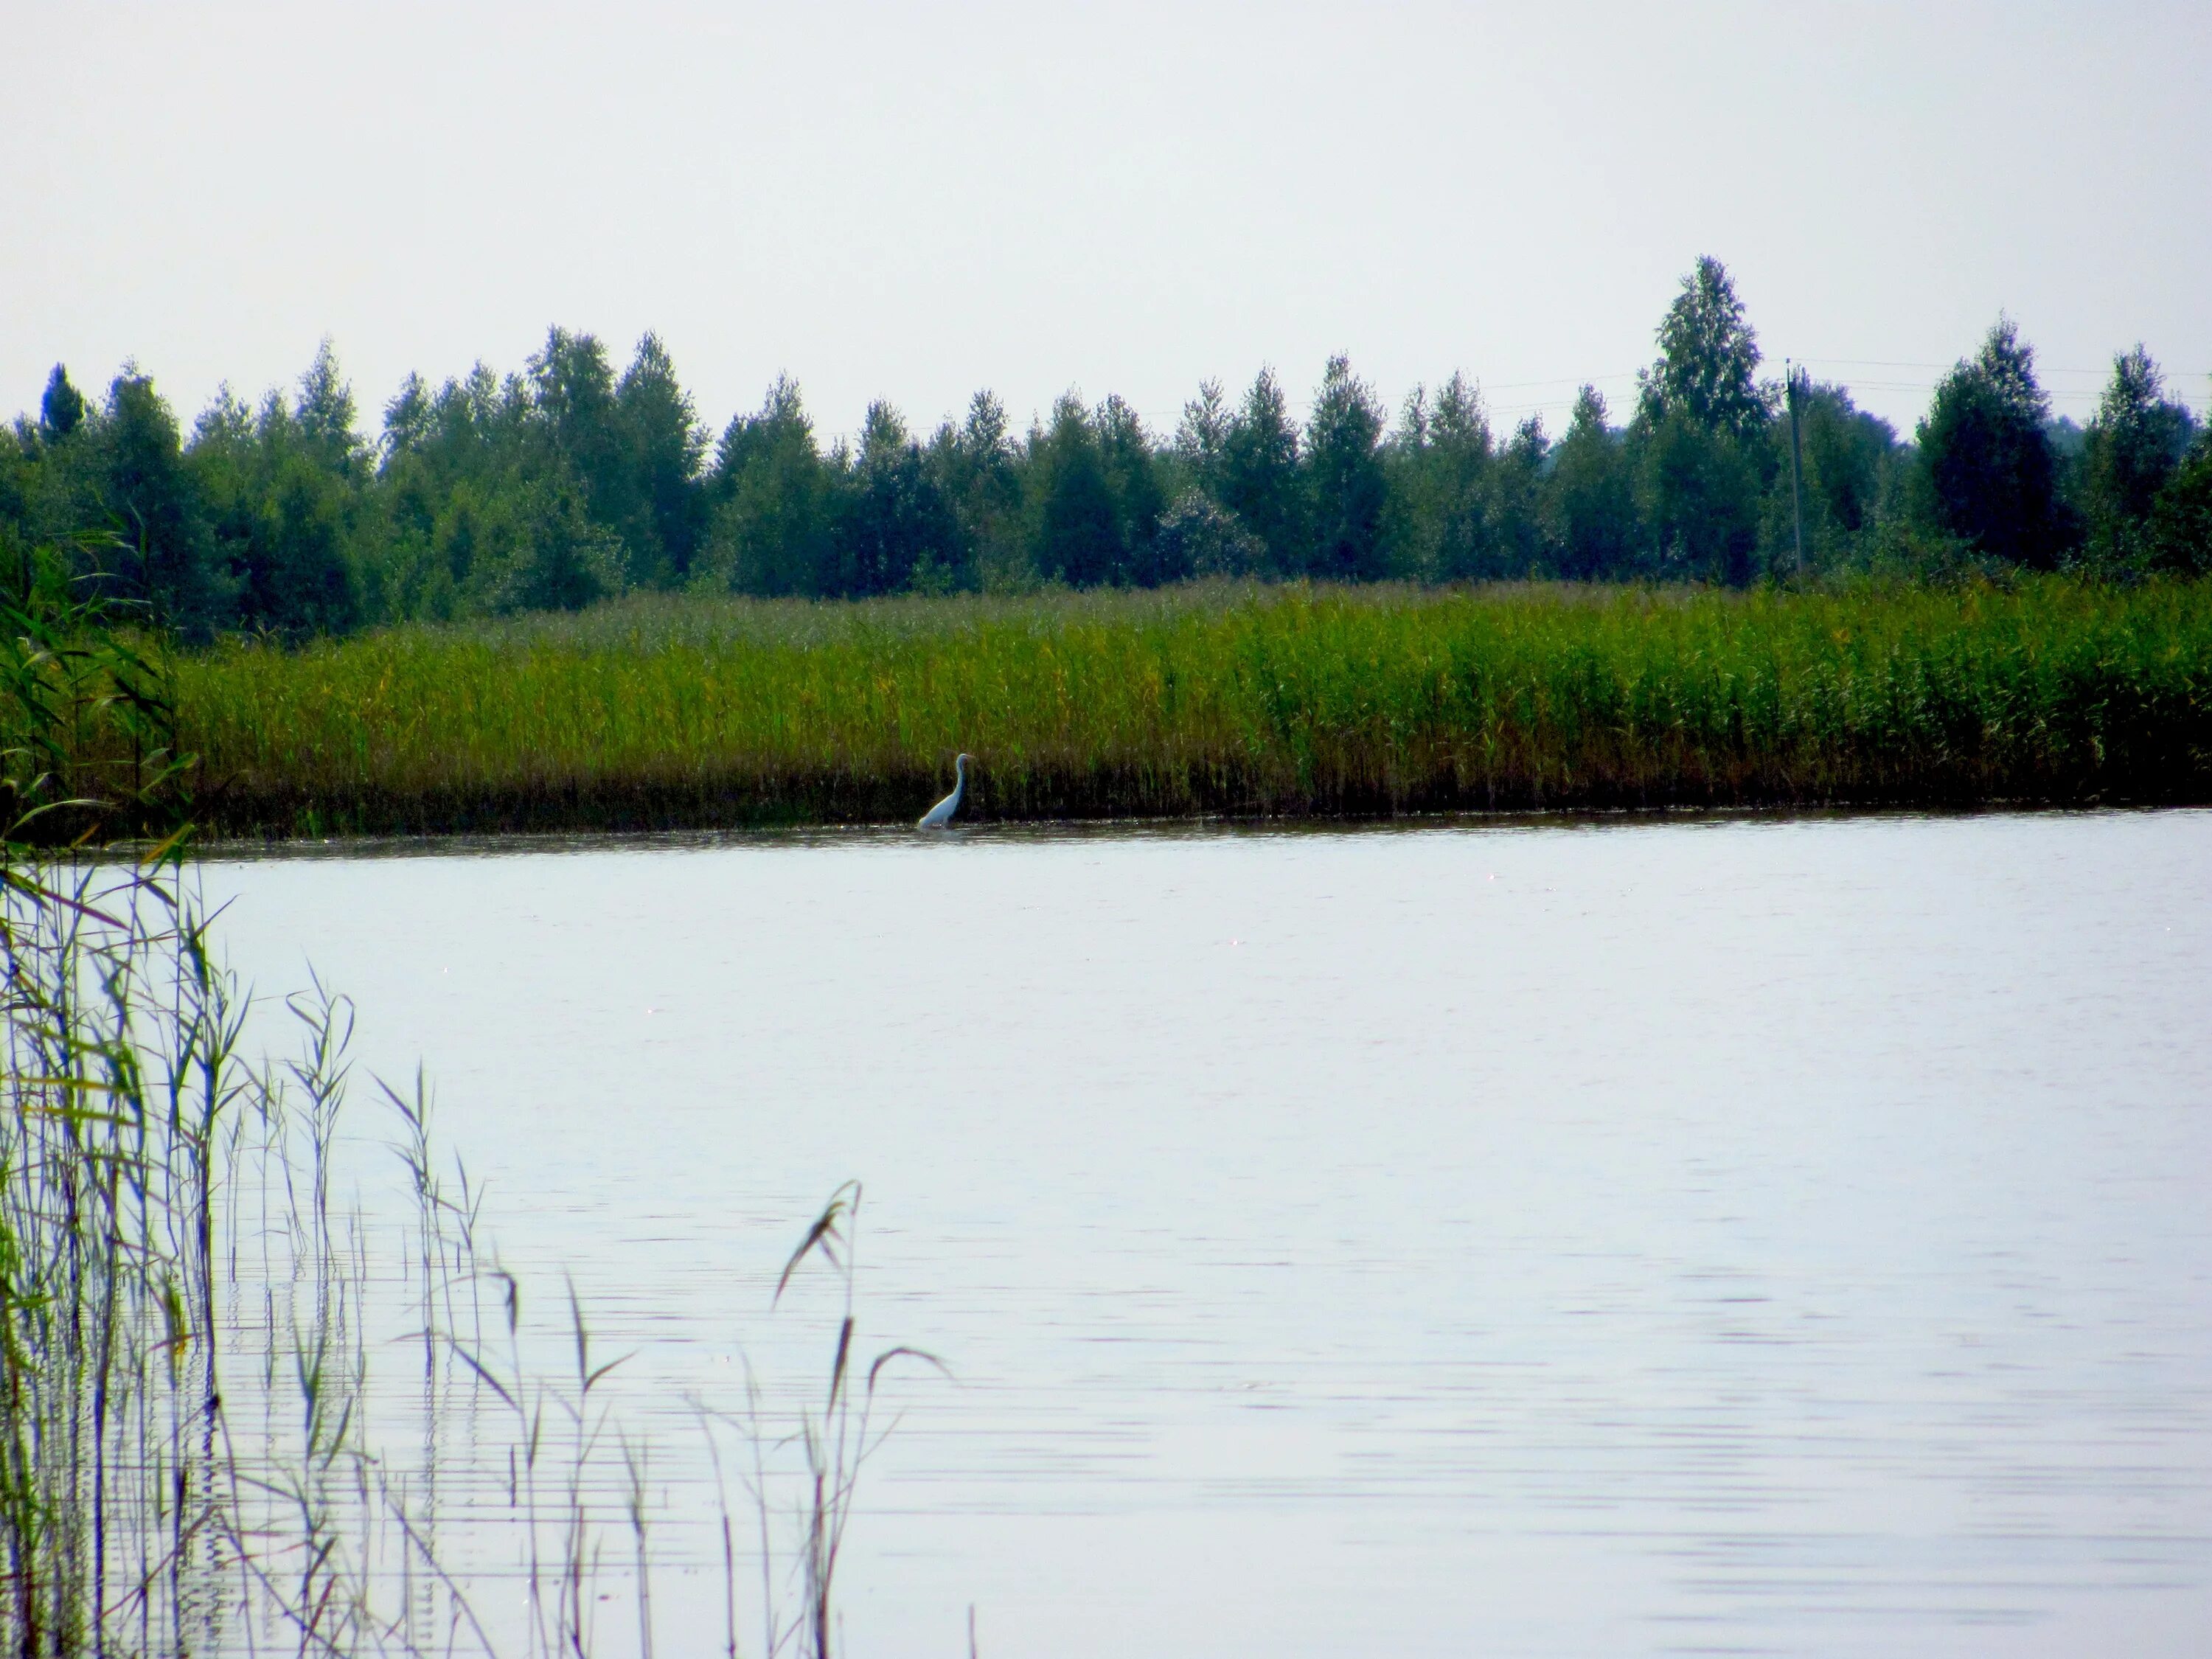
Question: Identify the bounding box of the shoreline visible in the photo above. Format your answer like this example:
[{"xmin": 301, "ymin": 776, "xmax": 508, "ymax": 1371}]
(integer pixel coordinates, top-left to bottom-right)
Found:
[
  {"xmin": 58, "ymin": 577, "xmax": 2212, "ymax": 844},
  {"xmin": 175, "ymin": 798, "xmax": 2209, "ymax": 861}
]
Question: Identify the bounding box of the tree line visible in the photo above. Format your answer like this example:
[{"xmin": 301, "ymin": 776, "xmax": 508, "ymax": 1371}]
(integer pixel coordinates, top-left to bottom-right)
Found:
[{"xmin": 4, "ymin": 258, "xmax": 2208, "ymax": 640}]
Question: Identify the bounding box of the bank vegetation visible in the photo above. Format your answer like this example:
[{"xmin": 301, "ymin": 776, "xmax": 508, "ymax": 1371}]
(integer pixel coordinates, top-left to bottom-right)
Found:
[{"xmin": 145, "ymin": 577, "xmax": 2212, "ymax": 838}]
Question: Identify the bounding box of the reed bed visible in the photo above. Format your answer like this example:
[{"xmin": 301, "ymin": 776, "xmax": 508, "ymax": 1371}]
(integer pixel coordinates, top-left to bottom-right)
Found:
[
  {"xmin": 4, "ymin": 851, "xmax": 916, "ymax": 1658},
  {"xmin": 1, "ymin": 597, "xmax": 939, "ymax": 1657},
  {"xmin": 155, "ymin": 579, "xmax": 2212, "ymax": 837}
]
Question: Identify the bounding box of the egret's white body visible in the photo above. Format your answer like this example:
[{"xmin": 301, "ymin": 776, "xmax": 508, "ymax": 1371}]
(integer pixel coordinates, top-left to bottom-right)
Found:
[{"xmin": 917, "ymin": 753, "xmax": 972, "ymax": 828}]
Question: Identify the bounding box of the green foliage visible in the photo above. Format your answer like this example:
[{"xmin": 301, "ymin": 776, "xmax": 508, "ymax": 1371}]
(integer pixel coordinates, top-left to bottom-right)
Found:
[
  {"xmin": 293, "ymin": 337, "xmax": 365, "ymax": 476},
  {"xmin": 1018, "ymin": 394, "xmax": 1167, "ymax": 588},
  {"xmin": 1637, "ymin": 256, "xmax": 1770, "ymax": 445},
  {"xmin": 1792, "ymin": 380, "xmax": 1897, "ymax": 546},
  {"xmin": 1097, "ymin": 394, "xmax": 1166, "ymax": 584},
  {"xmin": 2149, "ymin": 429, "xmax": 2212, "ymax": 574},
  {"xmin": 2, "ymin": 271, "xmax": 2202, "ymax": 639},
  {"xmin": 470, "ymin": 471, "xmax": 626, "ymax": 613},
  {"xmin": 372, "ymin": 356, "xmax": 627, "ymax": 619},
  {"xmin": 191, "ymin": 381, "xmax": 360, "ymax": 636},
  {"xmin": 1153, "ymin": 490, "xmax": 1262, "ymax": 578},
  {"xmin": 1919, "ymin": 318, "xmax": 2067, "ymax": 568},
  {"xmin": 702, "ymin": 376, "xmax": 835, "ymax": 597},
  {"xmin": 1219, "ymin": 369, "xmax": 1306, "ymax": 576},
  {"xmin": 1638, "ymin": 411, "xmax": 1762, "ymax": 585},
  {"xmin": 37, "ymin": 366, "xmax": 85, "ymax": 442},
  {"xmin": 2080, "ymin": 347, "xmax": 2197, "ymax": 563},
  {"xmin": 1028, "ymin": 394, "xmax": 1121, "ymax": 586},
  {"xmin": 0, "ymin": 587, "xmax": 193, "ymax": 844},
  {"xmin": 930, "ymin": 391, "xmax": 1023, "ymax": 589},
  {"xmin": 1626, "ymin": 258, "xmax": 1781, "ymax": 586},
  {"xmin": 1173, "ymin": 380, "xmax": 1231, "ymax": 504},
  {"xmin": 1491, "ymin": 416, "xmax": 1549, "ymax": 578},
  {"xmin": 841, "ymin": 403, "xmax": 962, "ymax": 596},
  {"xmin": 614, "ymin": 333, "xmax": 709, "ymax": 583},
  {"xmin": 6, "ymin": 347, "xmax": 374, "ymax": 639},
  {"xmin": 508, "ymin": 327, "xmax": 712, "ymax": 592},
  {"xmin": 1543, "ymin": 386, "xmax": 1637, "ymax": 579},
  {"xmin": 1305, "ymin": 355, "xmax": 1388, "ymax": 582},
  {"xmin": 1388, "ymin": 374, "xmax": 1494, "ymax": 581},
  {"xmin": 93, "ymin": 372, "xmax": 232, "ymax": 634},
  {"xmin": 155, "ymin": 577, "xmax": 2212, "ymax": 835},
  {"xmin": 0, "ymin": 431, "xmax": 32, "ymax": 547},
  {"xmin": 528, "ymin": 327, "xmax": 627, "ymax": 549}
]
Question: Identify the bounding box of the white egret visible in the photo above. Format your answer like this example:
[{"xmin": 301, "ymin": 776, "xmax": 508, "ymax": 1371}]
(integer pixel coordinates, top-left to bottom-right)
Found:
[{"xmin": 917, "ymin": 754, "xmax": 973, "ymax": 829}]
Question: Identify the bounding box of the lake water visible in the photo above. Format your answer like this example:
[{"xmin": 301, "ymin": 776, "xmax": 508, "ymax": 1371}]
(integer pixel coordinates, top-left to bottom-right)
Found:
[{"xmin": 201, "ymin": 810, "xmax": 2212, "ymax": 1658}]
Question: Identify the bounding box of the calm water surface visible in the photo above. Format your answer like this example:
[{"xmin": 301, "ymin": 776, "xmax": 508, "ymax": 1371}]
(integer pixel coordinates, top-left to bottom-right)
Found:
[{"xmin": 203, "ymin": 810, "xmax": 2212, "ymax": 1657}]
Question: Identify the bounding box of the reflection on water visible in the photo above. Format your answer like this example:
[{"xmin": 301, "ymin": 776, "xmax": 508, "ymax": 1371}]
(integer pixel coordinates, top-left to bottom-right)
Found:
[{"xmin": 203, "ymin": 810, "xmax": 2212, "ymax": 1657}]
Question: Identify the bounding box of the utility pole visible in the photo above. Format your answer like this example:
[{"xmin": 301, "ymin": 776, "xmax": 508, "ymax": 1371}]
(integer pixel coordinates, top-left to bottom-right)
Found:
[{"xmin": 1784, "ymin": 358, "xmax": 1808, "ymax": 575}]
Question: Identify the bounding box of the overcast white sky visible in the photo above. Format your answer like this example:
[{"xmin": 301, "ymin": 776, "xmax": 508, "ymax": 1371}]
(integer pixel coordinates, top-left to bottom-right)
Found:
[{"xmin": 4, "ymin": 1, "xmax": 2208, "ymax": 448}]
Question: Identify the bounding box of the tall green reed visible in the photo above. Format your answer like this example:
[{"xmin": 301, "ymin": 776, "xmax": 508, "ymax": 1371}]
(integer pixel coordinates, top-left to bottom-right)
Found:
[
  {"xmin": 1, "ymin": 587, "xmax": 945, "ymax": 1657},
  {"xmin": 0, "ymin": 591, "xmax": 208, "ymax": 1654},
  {"xmin": 143, "ymin": 577, "xmax": 2212, "ymax": 838}
]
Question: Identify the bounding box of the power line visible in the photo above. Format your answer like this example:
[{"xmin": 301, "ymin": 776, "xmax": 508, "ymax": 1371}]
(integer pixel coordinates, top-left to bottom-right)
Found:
[{"xmin": 1798, "ymin": 355, "xmax": 2212, "ymax": 379}]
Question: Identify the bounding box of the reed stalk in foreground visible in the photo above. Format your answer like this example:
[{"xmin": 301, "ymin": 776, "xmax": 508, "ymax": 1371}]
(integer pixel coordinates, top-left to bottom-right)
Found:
[
  {"xmin": 132, "ymin": 577, "xmax": 2212, "ymax": 839},
  {"xmin": 1, "ymin": 590, "xmax": 947, "ymax": 1656}
]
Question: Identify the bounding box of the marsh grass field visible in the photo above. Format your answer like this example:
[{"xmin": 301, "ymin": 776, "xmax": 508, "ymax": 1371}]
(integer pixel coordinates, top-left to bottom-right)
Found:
[{"xmin": 149, "ymin": 577, "xmax": 2212, "ymax": 838}]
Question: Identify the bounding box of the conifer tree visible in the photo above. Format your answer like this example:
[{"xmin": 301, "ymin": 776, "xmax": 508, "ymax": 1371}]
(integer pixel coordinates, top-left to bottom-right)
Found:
[
  {"xmin": 94, "ymin": 372, "xmax": 229, "ymax": 633},
  {"xmin": 1029, "ymin": 395, "xmax": 1119, "ymax": 587},
  {"xmin": 841, "ymin": 403, "xmax": 958, "ymax": 596},
  {"xmin": 615, "ymin": 333, "xmax": 708, "ymax": 583},
  {"xmin": 1097, "ymin": 395, "xmax": 1165, "ymax": 585},
  {"xmin": 1492, "ymin": 415, "xmax": 1549, "ymax": 577},
  {"xmin": 1305, "ymin": 356, "xmax": 1388, "ymax": 582},
  {"xmin": 1219, "ymin": 369, "xmax": 1304, "ymax": 575},
  {"xmin": 1543, "ymin": 386, "xmax": 1635, "ymax": 579},
  {"xmin": 38, "ymin": 364, "xmax": 86, "ymax": 442}
]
